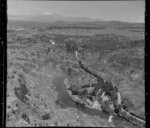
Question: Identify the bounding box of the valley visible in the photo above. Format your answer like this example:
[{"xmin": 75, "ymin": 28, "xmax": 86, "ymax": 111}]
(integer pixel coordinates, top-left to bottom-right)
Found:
[{"xmin": 7, "ymin": 21, "xmax": 145, "ymax": 127}]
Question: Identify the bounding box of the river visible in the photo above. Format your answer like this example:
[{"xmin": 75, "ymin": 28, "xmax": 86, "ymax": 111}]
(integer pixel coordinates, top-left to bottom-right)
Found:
[{"xmin": 52, "ymin": 75, "xmax": 137, "ymax": 128}]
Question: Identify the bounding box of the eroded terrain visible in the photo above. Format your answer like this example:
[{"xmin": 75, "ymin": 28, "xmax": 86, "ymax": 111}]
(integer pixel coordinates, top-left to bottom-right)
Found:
[{"xmin": 7, "ymin": 23, "xmax": 145, "ymax": 127}]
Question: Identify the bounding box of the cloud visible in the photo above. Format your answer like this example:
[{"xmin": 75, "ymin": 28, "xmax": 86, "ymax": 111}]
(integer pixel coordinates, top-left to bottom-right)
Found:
[
  {"xmin": 43, "ymin": 12, "xmax": 52, "ymax": 15},
  {"xmin": 8, "ymin": 5, "xmax": 49, "ymax": 16}
]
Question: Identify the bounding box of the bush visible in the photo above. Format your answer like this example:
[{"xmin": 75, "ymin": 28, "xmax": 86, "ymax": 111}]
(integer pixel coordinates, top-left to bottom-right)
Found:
[
  {"xmin": 121, "ymin": 97, "xmax": 134, "ymax": 111},
  {"xmin": 21, "ymin": 113, "xmax": 30, "ymax": 123},
  {"xmin": 14, "ymin": 74, "xmax": 30, "ymax": 104},
  {"xmin": 17, "ymin": 74, "xmax": 29, "ymax": 96},
  {"xmin": 70, "ymin": 85, "xmax": 81, "ymax": 95},
  {"xmin": 103, "ymin": 81, "xmax": 114, "ymax": 96},
  {"xmin": 41, "ymin": 113, "xmax": 51, "ymax": 120},
  {"xmin": 65, "ymin": 41, "xmax": 78, "ymax": 53},
  {"xmin": 82, "ymin": 89, "xmax": 88, "ymax": 96},
  {"xmin": 14, "ymin": 87, "xmax": 29, "ymax": 104},
  {"xmin": 101, "ymin": 100, "xmax": 113, "ymax": 114}
]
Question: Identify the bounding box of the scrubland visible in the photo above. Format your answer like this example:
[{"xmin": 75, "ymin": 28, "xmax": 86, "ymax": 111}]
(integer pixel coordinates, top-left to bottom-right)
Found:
[{"xmin": 7, "ymin": 22, "xmax": 144, "ymax": 127}]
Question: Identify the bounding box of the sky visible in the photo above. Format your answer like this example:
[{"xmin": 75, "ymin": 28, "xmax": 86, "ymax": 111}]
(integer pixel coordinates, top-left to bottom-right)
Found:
[{"xmin": 8, "ymin": 0, "xmax": 145, "ymax": 23}]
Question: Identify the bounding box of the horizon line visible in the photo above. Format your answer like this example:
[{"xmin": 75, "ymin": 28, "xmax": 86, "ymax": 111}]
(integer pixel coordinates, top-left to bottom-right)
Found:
[{"xmin": 8, "ymin": 13, "xmax": 145, "ymax": 24}]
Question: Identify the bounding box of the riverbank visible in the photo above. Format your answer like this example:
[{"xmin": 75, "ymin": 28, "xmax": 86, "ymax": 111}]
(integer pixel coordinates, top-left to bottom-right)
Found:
[
  {"xmin": 64, "ymin": 78, "xmax": 102, "ymax": 110},
  {"xmin": 63, "ymin": 78, "xmax": 145, "ymax": 128}
]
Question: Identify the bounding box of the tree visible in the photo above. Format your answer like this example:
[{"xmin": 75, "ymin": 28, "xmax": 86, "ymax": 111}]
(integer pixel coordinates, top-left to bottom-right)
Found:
[
  {"xmin": 82, "ymin": 89, "xmax": 88, "ymax": 96},
  {"xmin": 70, "ymin": 85, "xmax": 81, "ymax": 95},
  {"xmin": 67, "ymin": 67, "xmax": 72, "ymax": 75},
  {"xmin": 14, "ymin": 74, "xmax": 30, "ymax": 104},
  {"xmin": 42, "ymin": 113, "xmax": 51, "ymax": 120},
  {"xmin": 103, "ymin": 81, "xmax": 114, "ymax": 96},
  {"xmin": 66, "ymin": 41, "xmax": 78, "ymax": 53},
  {"xmin": 92, "ymin": 84, "xmax": 101, "ymax": 96},
  {"xmin": 101, "ymin": 100, "xmax": 114, "ymax": 114}
]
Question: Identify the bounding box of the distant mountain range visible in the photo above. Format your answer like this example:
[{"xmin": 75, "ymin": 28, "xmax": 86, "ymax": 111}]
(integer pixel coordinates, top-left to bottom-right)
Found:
[
  {"xmin": 8, "ymin": 13, "xmax": 103, "ymax": 23},
  {"xmin": 8, "ymin": 13, "xmax": 144, "ymax": 28}
]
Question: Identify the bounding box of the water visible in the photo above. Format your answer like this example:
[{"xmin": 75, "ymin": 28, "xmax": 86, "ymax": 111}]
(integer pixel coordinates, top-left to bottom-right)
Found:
[{"xmin": 52, "ymin": 76, "xmax": 137, "ymax": 128}]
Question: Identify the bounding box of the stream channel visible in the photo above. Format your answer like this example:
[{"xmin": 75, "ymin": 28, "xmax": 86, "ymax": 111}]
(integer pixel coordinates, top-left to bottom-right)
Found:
[{"xmin": 52, "ymin": 75, "xmax": 137, "ymax": 128}]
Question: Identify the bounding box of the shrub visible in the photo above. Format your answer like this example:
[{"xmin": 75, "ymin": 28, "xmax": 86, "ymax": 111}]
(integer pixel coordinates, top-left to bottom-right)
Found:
[
  {"xmin": 21, "ymin": 113, "xmax": 30, "ymax": 123},
  {"xmin": 121, "ymin": 97, "xmax": 134, "ymax": 111},
  {"xmin": 41, "ymin": 113, "xmax": 51, "ymax": 120},
  {"xmin": 14, "ymin": 87, "xmax": 29, "ymax": 104},
  {"xmin": 14, "ymin": 74, "xmax": 30, "ymax": 104},
  {"xmin": 82, "ymin": 89, "xmax": 88, "ymax": 96},
  {"xmin": 65, "ymin": 41, "xmax": 78, "ymax": 53},
  {"xmin": 17, "ymin": 74, "xmax": 29, "ymax": 96},
  {"xmin": 70, "ymin": 85, "xmax": 80, "ymax": 95},
  {"xmin": 103, "ymin": 81, "xmax": 114, "ymax": 96}
]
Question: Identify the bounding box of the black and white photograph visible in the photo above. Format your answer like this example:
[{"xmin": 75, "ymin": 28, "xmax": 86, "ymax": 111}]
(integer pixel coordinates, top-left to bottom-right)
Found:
[{"xmin": 7, "ymin": 0, "xmax": 145, "ymax": 127}]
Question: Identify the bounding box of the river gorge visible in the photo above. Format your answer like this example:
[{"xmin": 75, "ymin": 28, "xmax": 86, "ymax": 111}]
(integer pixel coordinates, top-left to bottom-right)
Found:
[{"xmin": 52, "ymin": 75, "xmax": 139, "ymax": 128}]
